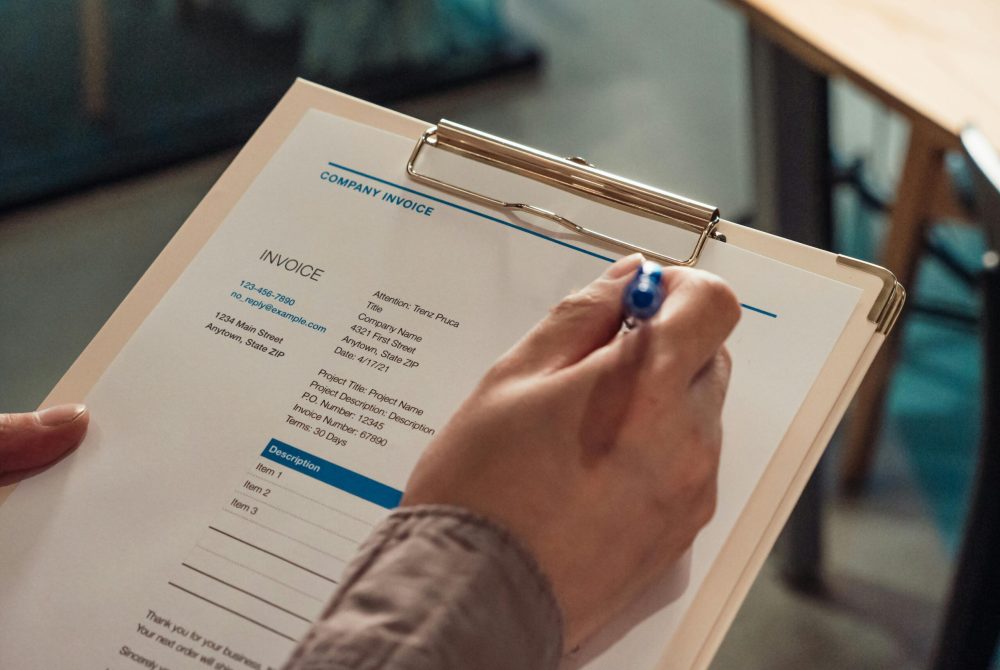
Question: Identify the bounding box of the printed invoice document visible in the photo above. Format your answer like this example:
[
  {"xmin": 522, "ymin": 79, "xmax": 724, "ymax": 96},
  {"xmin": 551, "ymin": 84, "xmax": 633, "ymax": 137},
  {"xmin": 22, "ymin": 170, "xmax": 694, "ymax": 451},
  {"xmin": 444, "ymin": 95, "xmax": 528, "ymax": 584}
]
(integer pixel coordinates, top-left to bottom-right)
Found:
[{"xmin": 0, "ymin": 88, "xmax": 870, "ymax": 670}]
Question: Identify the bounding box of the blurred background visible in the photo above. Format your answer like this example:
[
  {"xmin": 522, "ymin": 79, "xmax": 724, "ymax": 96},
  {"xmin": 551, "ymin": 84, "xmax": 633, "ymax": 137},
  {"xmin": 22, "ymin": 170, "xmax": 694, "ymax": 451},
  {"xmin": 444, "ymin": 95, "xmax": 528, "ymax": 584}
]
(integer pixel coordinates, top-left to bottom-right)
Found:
[{"xmin": 0, "ymin": 1, "xmax": 992, "ymax": 668}]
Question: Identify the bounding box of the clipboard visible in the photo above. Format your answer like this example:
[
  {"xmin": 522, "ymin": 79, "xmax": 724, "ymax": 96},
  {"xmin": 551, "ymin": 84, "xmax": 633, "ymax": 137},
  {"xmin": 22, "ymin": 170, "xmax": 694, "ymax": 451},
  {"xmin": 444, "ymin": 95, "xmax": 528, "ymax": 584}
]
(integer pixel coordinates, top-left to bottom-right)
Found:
[
  {"xmin": 404, "ymin": 100, "xmax": 905, "ymax": 669},
  {"xmin": 3, "ymin": 79, "xmax": 904, "ymax": 670}
]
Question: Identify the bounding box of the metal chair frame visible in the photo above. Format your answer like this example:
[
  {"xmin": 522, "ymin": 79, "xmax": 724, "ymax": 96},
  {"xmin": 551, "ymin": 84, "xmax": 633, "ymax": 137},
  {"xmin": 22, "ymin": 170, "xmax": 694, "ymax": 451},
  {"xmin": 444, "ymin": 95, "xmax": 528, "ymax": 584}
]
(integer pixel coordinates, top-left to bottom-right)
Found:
[{"xmin": 930, "ymin": 126, "xmax": 1000, "ymax": 670}]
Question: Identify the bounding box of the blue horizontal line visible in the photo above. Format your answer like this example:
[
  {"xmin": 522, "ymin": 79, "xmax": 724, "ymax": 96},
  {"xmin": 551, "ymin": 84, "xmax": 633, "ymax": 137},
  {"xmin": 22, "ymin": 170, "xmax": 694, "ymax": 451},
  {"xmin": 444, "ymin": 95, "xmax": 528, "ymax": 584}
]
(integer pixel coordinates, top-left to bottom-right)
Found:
[
  {"xmin": 261, "ymin": 438, "xmax": 402, "ymax": 509},
  {"xmin": 325, "ymin": 161, "xmax": 778, "ymax": 319},
  {"xmin": 741, "ymin": 303, "xmax": 777, "ymax": 318},
  {"xmin": 326, "ymin": 161, "xmax": 614, "ymax": 262}
]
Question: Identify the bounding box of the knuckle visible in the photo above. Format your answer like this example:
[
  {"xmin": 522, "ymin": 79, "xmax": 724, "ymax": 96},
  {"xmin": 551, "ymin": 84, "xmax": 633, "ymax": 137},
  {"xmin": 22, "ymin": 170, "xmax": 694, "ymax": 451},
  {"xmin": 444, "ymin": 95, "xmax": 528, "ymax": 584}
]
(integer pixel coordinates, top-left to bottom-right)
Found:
[
  {"xmin": 0, "ymin": 412, "xmax": 13, "ymax": 437},
  {"xmin": 549, "ymin": 289, "xmax": 600, "ymax": 318},
  {"xmin": 648, "ymin": 351, "xmax": 686, "ymax": 380},
  {"xmin": 677, "ymin": 463, "xmax": 718, "ymax": 530},
  {"xmin": 685, "ymin": 432, "xmax": 721, "ymax": 483},
  {"xmin": 673, "ymin": 456, "xmax": 713, "ymax": 503},
  {"xmin": 648, "ymin": 450, "xmax": 719, "ymax": 525},
  {"xmin": 482, "ymin": 360, "xmax": 510, "ymax": 384},
  {"xmin": 482, "ymin": 351, "xmax": 522, "ymax": 384},
  {"xmin": 696, "ymin": 481, "xmax": 718, "ymax": 527},
  {"xmin": 688, "ymin": 419, "xmax": 716, "ymax": 454},
  {"xmin": 709, "ymin": 425, "xmax": 723, "ymax": 454},
  {"xmin": 703, "ymin": 416, "xmax": 724, "ymax": 453},
  {"xmin": 716, "ymin": 346, "xmax": 733, "ymax": 376},
  {"xmin": 693, "ymin": 453, "xmax": 717, "ymax": 491},
  {"xmin": 704, "ymin": 276, "xmax": 740, "ymax": 314},
  {"xmin": 689, "ymin": 272, "xmax": 741, "ymax": 324}
]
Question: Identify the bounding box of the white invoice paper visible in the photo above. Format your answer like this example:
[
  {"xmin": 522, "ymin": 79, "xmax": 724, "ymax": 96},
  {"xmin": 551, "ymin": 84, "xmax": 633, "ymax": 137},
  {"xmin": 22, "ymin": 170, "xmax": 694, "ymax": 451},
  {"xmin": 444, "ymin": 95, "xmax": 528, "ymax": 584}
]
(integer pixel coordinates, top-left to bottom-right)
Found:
[{"xmin": 0, "ymin": 109, "xmax": 861, "ymax": 670}]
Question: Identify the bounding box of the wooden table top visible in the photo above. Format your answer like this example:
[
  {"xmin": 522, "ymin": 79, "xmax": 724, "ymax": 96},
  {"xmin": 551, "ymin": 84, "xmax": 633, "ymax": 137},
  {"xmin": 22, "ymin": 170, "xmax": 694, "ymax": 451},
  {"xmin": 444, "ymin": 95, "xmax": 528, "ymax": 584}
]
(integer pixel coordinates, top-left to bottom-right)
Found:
[{"xmin": 729, "ymin": 0, "xmax": 1000, "ymax": 149}]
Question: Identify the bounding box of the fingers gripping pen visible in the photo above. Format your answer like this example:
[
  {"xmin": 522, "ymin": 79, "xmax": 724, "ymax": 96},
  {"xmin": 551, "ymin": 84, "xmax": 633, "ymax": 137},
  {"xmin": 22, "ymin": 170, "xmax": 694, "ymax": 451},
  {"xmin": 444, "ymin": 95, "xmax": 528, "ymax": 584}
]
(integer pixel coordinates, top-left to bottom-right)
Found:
[{"xmin": 623, "ymin": 261, "xmax": 665, "ymax": 327}]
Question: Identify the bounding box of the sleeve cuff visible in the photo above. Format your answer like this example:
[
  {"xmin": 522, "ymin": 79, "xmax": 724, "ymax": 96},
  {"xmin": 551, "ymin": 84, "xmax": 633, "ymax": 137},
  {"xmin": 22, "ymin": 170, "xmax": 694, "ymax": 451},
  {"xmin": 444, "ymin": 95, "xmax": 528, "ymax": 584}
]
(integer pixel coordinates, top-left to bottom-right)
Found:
[{"xmin": 284, "ymin": 504, "xmax": 563, "ymax": 670}]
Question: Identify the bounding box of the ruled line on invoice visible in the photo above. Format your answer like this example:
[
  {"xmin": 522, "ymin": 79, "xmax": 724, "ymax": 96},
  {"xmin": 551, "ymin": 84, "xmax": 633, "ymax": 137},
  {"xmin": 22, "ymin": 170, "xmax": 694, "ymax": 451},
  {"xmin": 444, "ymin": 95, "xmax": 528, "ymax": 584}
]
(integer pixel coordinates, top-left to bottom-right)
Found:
[
  {"xmin": 233, "ymin": 489, "xmax": 364, "ymax": 544},
  {"xmin": 181, "ymin": 562, "xmax": 312, "ymax": 623},
  {"xmin": 208, "ymin": 525, "xmax": 340, "ymax": 584},
  {"xmin": 191, "ymin": 544, "xmax": 325, "ymax": 602},
  {"xmin": 168, "ymin": 581, "xmax": 296, "ymax": 642},
  {"xmin": 244, "ymin": 471, "xmax": 375, "ymax": 527},
  {"xmin": 219, "ymin": 510, "xmax": 351, "ymax": 566}
]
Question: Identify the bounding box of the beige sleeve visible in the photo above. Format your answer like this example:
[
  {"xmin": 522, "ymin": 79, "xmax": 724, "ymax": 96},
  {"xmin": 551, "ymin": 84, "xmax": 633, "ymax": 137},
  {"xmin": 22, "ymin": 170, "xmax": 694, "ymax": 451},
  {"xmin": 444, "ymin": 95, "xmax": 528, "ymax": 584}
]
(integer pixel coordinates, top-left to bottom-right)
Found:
[{"xmin": 283, "ymin": 505, "xmax": 563, "ymax": 670}]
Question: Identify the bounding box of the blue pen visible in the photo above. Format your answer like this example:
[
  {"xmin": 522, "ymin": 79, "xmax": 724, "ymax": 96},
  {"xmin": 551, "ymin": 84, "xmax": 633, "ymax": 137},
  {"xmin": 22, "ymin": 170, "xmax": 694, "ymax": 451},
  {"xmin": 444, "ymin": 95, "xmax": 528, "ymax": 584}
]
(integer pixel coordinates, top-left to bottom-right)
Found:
[{"xmin": 623, "ymin": 261, "xmax": 665, "ymax": 325}]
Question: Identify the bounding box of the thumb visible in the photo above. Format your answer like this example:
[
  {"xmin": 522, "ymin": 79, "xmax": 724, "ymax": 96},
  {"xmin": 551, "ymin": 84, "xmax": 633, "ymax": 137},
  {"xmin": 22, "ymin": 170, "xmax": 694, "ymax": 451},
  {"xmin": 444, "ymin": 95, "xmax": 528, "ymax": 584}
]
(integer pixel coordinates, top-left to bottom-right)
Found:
[
  {"xmin": 0, "ymin": 404, "xmax": 89, "ymax": 475},
  {"xmin": 504, "ymin": 253, "xmax": 643, "ymax": 375}
]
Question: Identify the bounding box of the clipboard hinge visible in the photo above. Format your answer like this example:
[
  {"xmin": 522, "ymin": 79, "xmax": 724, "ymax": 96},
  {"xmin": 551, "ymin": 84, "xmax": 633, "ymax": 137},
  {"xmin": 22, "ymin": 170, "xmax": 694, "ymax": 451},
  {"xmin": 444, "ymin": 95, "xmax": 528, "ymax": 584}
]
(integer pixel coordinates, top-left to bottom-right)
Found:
[
  {"xmin": 836, "ymin": 255, "xmax": 906, "ymax": 334},
  {"xmin": 406, "ymin": 120, "xmax": 723, "ymax": 267}
]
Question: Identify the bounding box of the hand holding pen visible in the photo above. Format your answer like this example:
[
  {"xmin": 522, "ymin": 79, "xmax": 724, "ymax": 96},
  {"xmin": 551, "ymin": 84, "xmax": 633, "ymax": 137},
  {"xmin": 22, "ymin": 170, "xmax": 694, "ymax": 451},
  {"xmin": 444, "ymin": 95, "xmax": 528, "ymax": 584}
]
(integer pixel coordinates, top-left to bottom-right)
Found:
[{"xmin": 406, "ymin": 253, "xmax": 740, "ymax": 649}]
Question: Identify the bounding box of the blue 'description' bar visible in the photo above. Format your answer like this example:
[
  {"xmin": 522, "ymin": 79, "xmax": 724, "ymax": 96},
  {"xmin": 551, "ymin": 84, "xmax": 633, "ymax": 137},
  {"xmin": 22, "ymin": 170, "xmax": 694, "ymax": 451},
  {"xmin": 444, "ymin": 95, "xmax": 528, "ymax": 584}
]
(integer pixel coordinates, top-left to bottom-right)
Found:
[{"xmin": 260, "ymin": 438, "xmax": 403, "ymax": 509}]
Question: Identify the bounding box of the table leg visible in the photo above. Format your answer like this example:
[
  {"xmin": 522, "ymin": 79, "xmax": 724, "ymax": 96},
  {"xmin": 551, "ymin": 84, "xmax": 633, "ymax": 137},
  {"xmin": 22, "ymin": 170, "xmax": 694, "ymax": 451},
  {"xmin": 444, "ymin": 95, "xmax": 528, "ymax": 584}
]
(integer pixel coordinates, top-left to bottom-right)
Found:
[
  {"xmin": 930, "ymin": 390, "xmax": 1000, "ymax": 667},
  {"xmin": 748, "ymin": 28, "xmax": 832, "ymax": 588},
  {"xmin": 748, "ymin": 30, "xmax": 832, "ymax": 247},
  {"xmin": 839, "ymin": 128, "xmax": 943, "ymax": 493},
  {"xmin": 930, "ymin": 133, "xmax": 1000, "ymax": 670},
  {"xmin": 80, "ymin": 0, "xmax": 110, "ymax": 122}
]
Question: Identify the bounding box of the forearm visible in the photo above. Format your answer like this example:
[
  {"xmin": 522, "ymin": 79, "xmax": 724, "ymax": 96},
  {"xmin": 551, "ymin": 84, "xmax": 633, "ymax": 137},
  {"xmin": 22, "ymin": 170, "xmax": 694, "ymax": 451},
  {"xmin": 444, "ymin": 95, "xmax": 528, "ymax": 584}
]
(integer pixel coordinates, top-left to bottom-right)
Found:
[{"xmin": 283, "ymin": 505, "xmax": 563, "ymax": 670}]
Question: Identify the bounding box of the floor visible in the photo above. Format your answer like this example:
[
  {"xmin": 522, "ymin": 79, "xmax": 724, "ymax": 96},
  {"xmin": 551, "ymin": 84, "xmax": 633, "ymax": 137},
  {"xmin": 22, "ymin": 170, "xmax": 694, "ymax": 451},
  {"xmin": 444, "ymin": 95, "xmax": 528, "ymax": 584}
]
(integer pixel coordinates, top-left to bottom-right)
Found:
[{"xmin": 0, "ymin": 1, "xmax": 966, "ymax": 668}]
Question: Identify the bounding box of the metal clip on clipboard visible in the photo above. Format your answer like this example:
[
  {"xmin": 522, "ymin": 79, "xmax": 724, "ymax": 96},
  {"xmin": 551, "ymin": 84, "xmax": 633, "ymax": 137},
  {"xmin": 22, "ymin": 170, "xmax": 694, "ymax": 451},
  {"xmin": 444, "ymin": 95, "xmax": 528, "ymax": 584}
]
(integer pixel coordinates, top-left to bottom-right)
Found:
[
  {"xmin": 406, "ymin": 119, "xmax": 906, "ymax": 334},
  {"xmin": 406, "ymin": 120, "xmax": 725, "ymax": 267}
]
